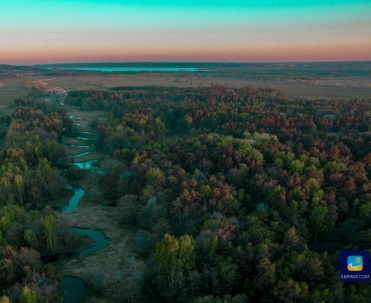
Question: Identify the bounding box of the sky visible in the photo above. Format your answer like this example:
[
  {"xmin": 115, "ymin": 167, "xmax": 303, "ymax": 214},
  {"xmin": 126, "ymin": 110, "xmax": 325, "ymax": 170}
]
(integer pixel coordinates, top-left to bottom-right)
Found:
[{"xmin": 1, "ymin": 0, "xmax": 371, "ymax": 64}]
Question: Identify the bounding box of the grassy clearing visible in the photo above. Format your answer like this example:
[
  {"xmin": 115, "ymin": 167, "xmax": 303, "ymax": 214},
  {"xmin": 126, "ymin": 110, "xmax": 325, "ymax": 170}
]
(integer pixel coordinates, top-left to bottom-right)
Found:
[
  {"xmin": 57, "ymin": 205, "xmax": 138, "ymax": 303},
  {"xmin": 64, "ymin": 151, "xmax": 104, "ymax": 163},
  {"xmin": 62, "ymin": 137, "xmax": 91, "ymax": 146},
  {"xmin": 65, "ymin": 107, "xmax": 110, "ymax": 130},
  {"xmin": 62, "ymin": 145, "xmax": 93, "ymax": 156},
  {"xmin": 59, "ymin": 233, "xmax": 95, "ymax": 254},
  {"xmin": 0, "ymin": 78, "xmax": 30, "ymax": 106}
]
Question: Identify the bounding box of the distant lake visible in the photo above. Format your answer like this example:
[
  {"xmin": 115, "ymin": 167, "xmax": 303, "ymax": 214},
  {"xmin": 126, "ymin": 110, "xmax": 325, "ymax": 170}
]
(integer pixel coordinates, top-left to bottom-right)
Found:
[{"xmin": 59, "ymin": 67, "xmax": 200, "ymax": 72}]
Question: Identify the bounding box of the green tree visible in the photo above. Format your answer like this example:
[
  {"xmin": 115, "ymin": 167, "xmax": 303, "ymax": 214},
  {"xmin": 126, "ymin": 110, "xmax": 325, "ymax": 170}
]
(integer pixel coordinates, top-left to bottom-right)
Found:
[
  {"xmin": 23, "ymin": 229, "xmax": 38, "ymax": 249},
  {"xmin": 254, "ymin": 257, "xmax": 276, "ymax": 291},
  {"xmin": 44, "ymin": 215, "xmax": 57, "ymax": 252},
  {"xmin": 14, "ymin": 175, "xmax": 24, "ymax": 205},
  {"xmin": 0, "ymin": 296, "xmax": 12, "ymax": 303},
  {"xmin": 217, "ymin": 257, "xmax": 238, "ymax": 294},
  {"xmin": 182, "ymin": 114, "xmax": 193, "ymax": 134},
  {"xmin": 155, "ymin": 234, "xmax": 196, "ymax": 301},
  {"xmin": 145, "ymin": 167, "xmax": 164, "ymax": 188},
  {"xmin": 200, "ymin": 185, "xmax": 213, "ymax": 200},
  {"xmin": 273, "ymin": 279, "xmax": 309, "ymax": 303},
  {"xmin": 19, "ymin": 287, "xmax": 38, "ymax": 303},
  {"xmin": 309, "ymin": 206, "xmax": 328, "ymax": 243}
]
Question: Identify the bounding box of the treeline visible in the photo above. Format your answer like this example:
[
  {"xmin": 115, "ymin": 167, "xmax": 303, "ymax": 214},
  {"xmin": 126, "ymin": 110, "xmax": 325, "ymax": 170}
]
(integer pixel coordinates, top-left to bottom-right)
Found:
[
  {"xmin": 66, "ymin": 87, "xmax": 369, "ymax": 146},
  {"xmin": 66, "ymin": 86, "xmax": 371, "ymax": 302},
  {"xmin": 0, "ymin": 94, "xmax": 76, "ymax": 302},
  {"xmin": 0, "ymin": 205, "xmax": 60, "ymax": 303},
  {"xmin": 1, "ymin": 103, "xmax": 71, "ymax": 208}
]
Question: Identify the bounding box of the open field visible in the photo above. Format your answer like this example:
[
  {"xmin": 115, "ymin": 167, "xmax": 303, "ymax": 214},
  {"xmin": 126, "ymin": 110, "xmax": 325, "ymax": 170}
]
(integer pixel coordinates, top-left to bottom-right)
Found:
[
  {"xmin": 1, "ymin": 63, "xmax": 370, "ymax": 105},
  {"xmin": 66, "ymin": 107, "xmax": 110, "ymax": 127},
  {"xmin": 44, "ymin": 71, "xmax": 371, "ymax": 100},
  {"xmin": 0, "ymin": 78, "xmax": 29, "ymax": 115},
  {"xmin": 0, "ymin": 78, "xmax": 29, "ymax": 104}
]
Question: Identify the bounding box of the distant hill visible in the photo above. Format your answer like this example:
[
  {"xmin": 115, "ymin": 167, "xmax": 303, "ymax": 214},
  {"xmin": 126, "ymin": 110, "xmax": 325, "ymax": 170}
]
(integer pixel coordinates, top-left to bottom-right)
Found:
[
  {"xmin": 0, "ymin": 64, "xmax": 46, "ymax": 79},
  {"xmin": 0, "ymin": 64, "xmax": 45, "ymax": 72},
  {"xmin": 33, "ymin": 62, "xmax": 239, "ymax": 69},
  {"xmin": 33, "ymin": 61, "xmax": 371, "ymax": 77}
]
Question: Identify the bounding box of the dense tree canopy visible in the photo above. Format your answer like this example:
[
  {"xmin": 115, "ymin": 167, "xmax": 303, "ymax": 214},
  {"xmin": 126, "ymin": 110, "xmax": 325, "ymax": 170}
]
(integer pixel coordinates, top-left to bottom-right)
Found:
[
  {"xmin": 67, "ymin": 86, "xmax": 371, "ymax": 302},
  {"xmin": 1, "ymin": 85, "xmax": 370, "ymax": 302},
  {"xmin": 1, "ymin": 94, "xmax": 73, "ymax": 302}
]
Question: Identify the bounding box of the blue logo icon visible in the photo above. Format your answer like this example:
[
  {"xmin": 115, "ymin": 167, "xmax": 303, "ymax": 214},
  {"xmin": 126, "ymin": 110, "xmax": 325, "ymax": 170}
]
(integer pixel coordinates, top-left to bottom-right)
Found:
[
  {"xmin": 340, "ymin": 251, "xmax": 370, "ymax": 282},
  {"xmin": 347, "ymin": 256, "xmax": 363, "ymax": 271}
]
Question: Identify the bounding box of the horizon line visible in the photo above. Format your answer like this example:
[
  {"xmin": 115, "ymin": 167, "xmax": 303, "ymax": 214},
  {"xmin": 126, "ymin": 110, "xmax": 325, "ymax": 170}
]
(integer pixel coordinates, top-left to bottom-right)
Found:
[{"xmin": 1, "ymin": 60, "xmax": 369, "ymax": 67}]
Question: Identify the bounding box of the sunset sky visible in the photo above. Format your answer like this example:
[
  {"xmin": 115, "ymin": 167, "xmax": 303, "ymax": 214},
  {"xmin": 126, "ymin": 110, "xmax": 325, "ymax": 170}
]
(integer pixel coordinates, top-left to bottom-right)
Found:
[{"xmin": 1, "ymin": 0, "xmax": 371, "ymax": 64}]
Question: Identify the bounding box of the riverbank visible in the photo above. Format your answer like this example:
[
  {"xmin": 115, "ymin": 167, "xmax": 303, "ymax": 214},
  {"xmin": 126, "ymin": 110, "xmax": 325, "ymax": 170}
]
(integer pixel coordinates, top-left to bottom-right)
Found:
[
  {"xmin": 55, "ymin": 106, "xmax": 139, "ymax": 302},
  {"xmin": 58, "ymin": 206, "xmax": 138, "ymax": 303}
]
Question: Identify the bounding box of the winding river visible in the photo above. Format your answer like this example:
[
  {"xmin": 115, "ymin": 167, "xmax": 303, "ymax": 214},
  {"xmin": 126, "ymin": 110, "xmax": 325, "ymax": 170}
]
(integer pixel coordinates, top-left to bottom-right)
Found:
[
  {"xmin": 59, "ymin": 226, "xmax": 111, "ymax": 303},
  {"xmin": 58, "ymin": 185, "xmax": 84, "ymax": 213},
  {"xmin": 56, "ymin": 128, "xmax": 111, "ymax": 303}
]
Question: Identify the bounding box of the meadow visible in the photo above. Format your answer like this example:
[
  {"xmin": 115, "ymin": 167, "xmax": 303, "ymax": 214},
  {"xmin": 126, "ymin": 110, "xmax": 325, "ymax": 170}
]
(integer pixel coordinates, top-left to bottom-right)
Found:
[
  {"xmin": 0, "ymin": 78, "xmax": 30, "ymax": 114},
  {"xmin": 1, "ymin": 62, "xmax": 370, "ymax": 106}
]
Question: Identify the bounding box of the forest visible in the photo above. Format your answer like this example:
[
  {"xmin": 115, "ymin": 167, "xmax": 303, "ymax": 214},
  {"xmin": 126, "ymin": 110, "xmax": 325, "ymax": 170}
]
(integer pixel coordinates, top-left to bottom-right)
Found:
[{"xmin": 0, "ymin": 85, "xmax": 370, "ymax": 302}]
